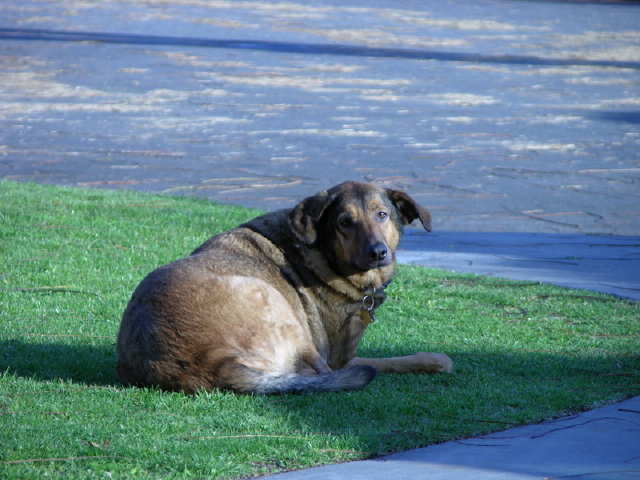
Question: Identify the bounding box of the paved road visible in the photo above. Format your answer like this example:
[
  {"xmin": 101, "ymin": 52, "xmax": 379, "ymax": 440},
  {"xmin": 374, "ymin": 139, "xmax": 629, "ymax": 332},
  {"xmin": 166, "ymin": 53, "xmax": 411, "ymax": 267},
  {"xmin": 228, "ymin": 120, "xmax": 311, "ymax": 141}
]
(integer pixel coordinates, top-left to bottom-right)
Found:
[
  {"xmin": 1, "ymin": 0, "xmax": 640, "ymax": 236},
  {"xmin": 1, "ymin": 2, "xmax": 639, "ymax": 479}
]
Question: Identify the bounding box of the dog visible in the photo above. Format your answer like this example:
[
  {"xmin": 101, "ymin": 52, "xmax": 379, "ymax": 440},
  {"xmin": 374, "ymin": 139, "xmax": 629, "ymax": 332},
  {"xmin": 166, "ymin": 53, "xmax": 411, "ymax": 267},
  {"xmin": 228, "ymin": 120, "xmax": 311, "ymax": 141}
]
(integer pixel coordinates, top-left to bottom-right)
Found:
[{"xmin": 116, "ymin": 181, "xmax": 453, "ymax": 394}]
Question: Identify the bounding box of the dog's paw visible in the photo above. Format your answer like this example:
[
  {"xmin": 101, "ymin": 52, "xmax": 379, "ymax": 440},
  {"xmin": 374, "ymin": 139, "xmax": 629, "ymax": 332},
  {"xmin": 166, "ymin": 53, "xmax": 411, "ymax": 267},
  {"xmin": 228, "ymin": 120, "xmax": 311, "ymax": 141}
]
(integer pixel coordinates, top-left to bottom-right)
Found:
[
  {"xmin": 433, "ymin": 353, "xmax": 454, "ymax": 373},
  {"xmin": 414, "ymin": 352, "xmax": 454, "ymax": 373}
]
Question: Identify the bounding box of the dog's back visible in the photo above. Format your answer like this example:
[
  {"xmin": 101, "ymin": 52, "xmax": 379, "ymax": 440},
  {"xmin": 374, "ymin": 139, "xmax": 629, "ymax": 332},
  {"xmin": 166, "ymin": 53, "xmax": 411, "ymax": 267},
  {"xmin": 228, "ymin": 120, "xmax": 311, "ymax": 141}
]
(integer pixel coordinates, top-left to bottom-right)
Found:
[{"xmin": 116, "ymin": 212, "xmax": 376, "ymax": 394}]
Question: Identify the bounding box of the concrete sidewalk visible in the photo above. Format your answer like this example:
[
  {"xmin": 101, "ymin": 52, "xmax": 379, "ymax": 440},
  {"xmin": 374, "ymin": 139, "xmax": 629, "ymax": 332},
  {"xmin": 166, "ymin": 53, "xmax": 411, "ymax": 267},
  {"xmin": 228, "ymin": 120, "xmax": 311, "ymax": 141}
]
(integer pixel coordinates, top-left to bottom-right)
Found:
[
  {"xmin": 397, "ymin": 230, "xmax": 640, "ymax": 301},
  {"xmin": 266, "ymin": 396, "xmax": 640, "ymax": 480}
]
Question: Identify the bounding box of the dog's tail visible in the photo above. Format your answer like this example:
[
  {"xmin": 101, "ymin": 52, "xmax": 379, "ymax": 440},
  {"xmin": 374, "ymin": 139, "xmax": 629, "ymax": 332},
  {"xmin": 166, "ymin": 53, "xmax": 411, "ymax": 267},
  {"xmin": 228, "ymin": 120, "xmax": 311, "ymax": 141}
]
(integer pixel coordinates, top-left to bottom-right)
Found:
[{"xmin": 237, "ymin": 365, "xmax": 377, "ymax": 394}]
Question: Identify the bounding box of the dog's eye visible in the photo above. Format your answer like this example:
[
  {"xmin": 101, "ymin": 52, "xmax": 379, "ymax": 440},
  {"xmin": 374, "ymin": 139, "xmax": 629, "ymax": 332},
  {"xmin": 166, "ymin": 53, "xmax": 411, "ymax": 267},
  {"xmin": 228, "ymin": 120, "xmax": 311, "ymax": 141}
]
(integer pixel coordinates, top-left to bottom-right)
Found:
[
  {"xmin": 339, "ymin": 216, "xmax": 354, "ymax": 228},
  {"xmin": 376, "ymin": 211, "xmax": 388, "ymax": 221}
]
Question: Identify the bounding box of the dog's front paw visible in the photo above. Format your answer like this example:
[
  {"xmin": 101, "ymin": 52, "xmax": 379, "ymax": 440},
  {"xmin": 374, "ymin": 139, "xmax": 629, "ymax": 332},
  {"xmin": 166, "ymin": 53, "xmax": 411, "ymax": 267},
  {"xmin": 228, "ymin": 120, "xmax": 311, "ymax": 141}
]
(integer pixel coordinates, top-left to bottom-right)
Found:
[{"xmin": 414, "ymin": 352, "xmax": 454, "ymax": 373}]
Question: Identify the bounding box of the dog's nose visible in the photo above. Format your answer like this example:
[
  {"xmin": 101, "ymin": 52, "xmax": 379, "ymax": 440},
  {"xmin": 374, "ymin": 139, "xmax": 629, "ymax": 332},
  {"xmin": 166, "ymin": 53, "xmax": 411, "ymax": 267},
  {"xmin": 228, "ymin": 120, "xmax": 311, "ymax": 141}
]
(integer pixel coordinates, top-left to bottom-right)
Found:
[{"xmin": 369, "ymin": 242, "xmax": 388, "ymax": 262}]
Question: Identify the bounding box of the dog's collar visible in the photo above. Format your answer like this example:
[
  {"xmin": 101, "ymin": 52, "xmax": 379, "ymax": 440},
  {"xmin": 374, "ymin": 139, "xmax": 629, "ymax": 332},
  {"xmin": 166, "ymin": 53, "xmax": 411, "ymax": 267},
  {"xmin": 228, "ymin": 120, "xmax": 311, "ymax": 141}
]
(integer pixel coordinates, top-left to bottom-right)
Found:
[
  {"xmin": 361, "ymin": 283, "xmax": 387, "ymax": 311},
  {"xmin": 360, "ymin": 280, "xmax": 391, "ymax": 325}
]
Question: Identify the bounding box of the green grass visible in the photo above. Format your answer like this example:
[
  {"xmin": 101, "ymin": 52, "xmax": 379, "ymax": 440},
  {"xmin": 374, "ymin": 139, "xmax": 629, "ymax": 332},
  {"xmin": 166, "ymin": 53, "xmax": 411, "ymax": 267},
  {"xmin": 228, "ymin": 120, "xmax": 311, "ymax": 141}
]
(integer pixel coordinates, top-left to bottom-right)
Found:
[{"xmin": 1, "ymin": 180, "xmax": 638, "ymax": 479}]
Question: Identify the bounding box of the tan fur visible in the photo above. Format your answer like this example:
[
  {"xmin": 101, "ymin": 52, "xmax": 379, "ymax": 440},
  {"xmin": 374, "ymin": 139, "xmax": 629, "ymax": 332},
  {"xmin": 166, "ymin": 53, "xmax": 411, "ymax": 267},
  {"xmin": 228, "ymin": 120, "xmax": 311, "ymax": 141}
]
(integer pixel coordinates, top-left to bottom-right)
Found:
[{"xmin": 116, "ymin": 181, "xmax": 452, "ymax": 394}]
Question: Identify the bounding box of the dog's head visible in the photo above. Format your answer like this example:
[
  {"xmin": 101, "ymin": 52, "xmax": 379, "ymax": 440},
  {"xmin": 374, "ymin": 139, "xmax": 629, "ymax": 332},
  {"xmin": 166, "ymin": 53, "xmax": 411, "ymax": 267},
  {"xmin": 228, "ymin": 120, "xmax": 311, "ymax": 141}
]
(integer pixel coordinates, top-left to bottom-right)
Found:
[{"xmin": 289, "ymin": 181, "xmax": 431, "ymax": 276}]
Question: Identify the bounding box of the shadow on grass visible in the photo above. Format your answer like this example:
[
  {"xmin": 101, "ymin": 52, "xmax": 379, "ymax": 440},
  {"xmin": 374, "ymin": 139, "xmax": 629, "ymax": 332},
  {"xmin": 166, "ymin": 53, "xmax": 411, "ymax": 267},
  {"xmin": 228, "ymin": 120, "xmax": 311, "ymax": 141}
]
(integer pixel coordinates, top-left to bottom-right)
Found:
[
  {"xmin": 0, "ymin": 338, "xmax": 119, "ymax": 387},
  {"xmin": 249, "ymin": 349, "xmax": 638, "ymax": 454},
  {"xmin": 2, "ymin": 334, "xmax": 639, "ymax": 469},
  {"xmin": 2, "ymin": 337, "xmax": 635, "ymax": 396},
  {"xmin": 2, "ymin": 340, "xmax": 638, "ymax": 478},
  {"xmin": 245, "ymin": 350, "xmax": 640, "ymax": 478}
]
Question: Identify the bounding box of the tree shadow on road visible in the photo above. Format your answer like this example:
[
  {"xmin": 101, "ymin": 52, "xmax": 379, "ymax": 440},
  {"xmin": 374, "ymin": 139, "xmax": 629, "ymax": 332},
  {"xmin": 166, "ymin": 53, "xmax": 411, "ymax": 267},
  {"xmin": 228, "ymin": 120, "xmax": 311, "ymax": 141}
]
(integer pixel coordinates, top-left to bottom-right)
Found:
[
  {"xmin": 586, "ymin": 110, "xmax": 640, "ymax": 124},
  {"xmin": 1, "ymin": 27, "xmax": 639, "ymax": 70}
]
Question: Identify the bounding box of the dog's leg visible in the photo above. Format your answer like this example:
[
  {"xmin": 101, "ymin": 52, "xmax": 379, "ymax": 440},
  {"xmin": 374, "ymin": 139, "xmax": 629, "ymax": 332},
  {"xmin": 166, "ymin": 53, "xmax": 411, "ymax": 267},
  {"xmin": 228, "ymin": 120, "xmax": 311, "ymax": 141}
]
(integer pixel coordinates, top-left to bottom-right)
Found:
[
  {"xmin": 347, "ymin": 352, "xmax": 453, "ymax": 374},
  {"xmin": 302, "ymin": 349, "xmax": 332, "ymax": 374}
]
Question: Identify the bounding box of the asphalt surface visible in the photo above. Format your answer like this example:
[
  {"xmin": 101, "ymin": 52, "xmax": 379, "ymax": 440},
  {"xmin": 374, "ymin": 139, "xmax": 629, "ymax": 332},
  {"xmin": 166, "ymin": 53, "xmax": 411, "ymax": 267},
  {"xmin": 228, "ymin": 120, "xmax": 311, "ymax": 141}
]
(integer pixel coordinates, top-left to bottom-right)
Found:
[
  {"xmin": 1, "ymin": 0, "xmax": 640, "ymax": 235},
  {"xmin": 397, "ymin": 229, "xmax": 640, "ymax": 301},
  {"xmin": 1, "ymin": 1, "xmax": 639, "ymax": 479}
]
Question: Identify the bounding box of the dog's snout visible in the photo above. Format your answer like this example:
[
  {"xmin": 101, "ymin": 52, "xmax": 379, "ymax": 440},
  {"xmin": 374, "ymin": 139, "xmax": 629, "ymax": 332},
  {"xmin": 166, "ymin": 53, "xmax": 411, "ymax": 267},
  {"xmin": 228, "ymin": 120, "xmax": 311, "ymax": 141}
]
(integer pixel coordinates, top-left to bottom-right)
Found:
[{"xmin": 369, "ymin": 242, "xmax": 388, "ymax": 262}]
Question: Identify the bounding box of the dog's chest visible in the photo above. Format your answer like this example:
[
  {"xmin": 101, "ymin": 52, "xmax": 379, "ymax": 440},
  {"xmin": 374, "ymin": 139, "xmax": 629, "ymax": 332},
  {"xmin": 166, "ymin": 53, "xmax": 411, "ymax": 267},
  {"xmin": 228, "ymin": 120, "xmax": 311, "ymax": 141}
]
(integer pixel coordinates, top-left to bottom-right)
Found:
[{"xmin": 306, "ymin": 288, "xmax": 368, "ymax": 369}]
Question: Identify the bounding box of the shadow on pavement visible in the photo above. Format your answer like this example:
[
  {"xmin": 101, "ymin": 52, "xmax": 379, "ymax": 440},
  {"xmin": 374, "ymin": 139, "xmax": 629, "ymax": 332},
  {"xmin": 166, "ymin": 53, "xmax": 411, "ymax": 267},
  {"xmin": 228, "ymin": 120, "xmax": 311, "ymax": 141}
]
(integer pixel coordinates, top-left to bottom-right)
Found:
[
  {"xmin": 515, "ymin": 0, "xmax": 640, "ymax": 5},
  {"xmin": 586, "ymin": 110, "xmax": 640, "ymax": 125},
  {"xmin": 2, "ymin": 27, "xmax": 640, "ymax": 70}
]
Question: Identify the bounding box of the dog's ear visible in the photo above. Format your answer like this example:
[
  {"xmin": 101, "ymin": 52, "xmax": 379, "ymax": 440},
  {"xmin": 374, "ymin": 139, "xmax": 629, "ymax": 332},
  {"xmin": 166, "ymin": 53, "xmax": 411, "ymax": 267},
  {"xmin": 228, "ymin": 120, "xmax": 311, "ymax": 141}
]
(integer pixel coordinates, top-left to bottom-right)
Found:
[
  {"xmin": 289, "ymin": 190, "xmax": 334, "ymax": 245},
  {"xmin": 386, "ymin": 189, "xmax": 432, "ymax": 232}
]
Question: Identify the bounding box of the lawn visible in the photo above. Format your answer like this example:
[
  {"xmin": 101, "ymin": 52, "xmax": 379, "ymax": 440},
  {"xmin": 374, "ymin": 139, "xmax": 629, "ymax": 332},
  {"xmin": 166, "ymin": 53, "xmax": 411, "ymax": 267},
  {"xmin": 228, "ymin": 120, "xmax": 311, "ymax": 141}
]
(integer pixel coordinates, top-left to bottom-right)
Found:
[{"xmin": 1, "ymin": 180, "xmax": 638, "ymax": 479}]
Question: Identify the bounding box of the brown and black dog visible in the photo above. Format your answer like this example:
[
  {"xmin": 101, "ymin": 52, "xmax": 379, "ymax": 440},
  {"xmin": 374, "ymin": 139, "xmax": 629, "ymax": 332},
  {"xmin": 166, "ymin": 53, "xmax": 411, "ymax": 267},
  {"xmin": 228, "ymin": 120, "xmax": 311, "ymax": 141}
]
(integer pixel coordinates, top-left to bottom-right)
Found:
[{"xmin": 116, "ymin": 181, "xmax": 453, "ymax": 394}]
